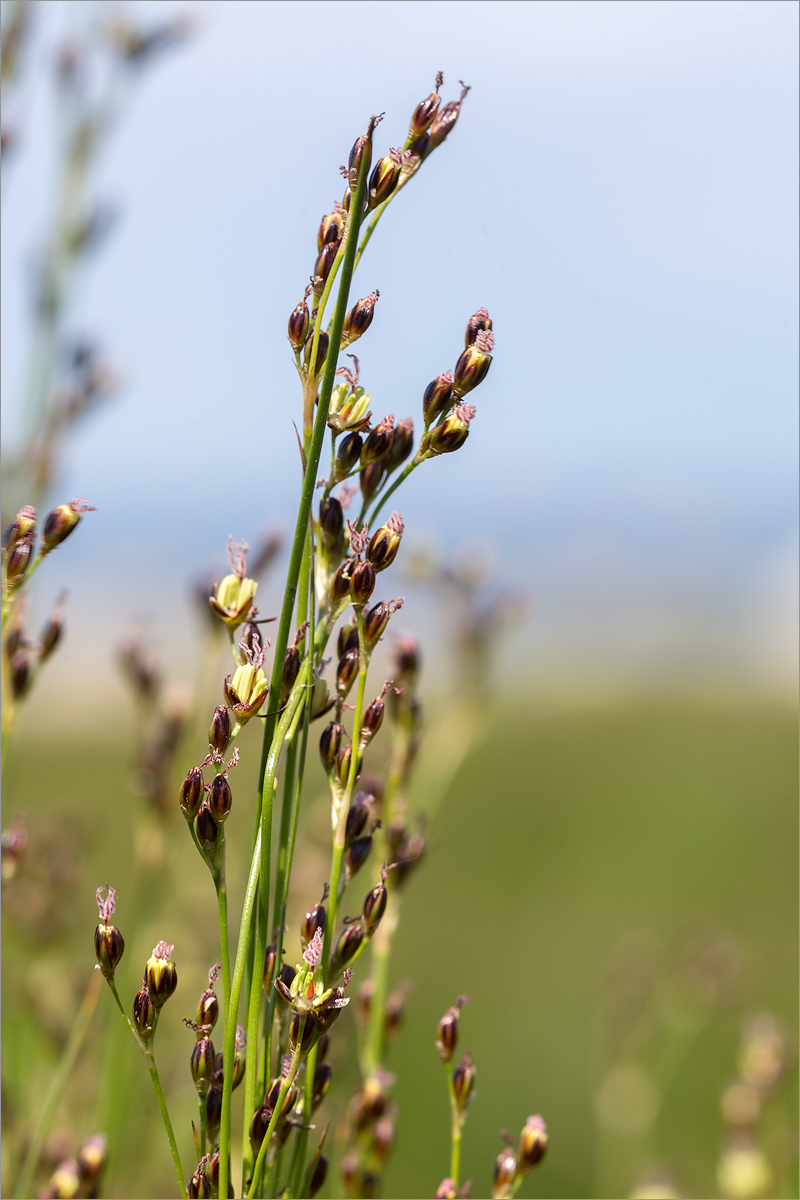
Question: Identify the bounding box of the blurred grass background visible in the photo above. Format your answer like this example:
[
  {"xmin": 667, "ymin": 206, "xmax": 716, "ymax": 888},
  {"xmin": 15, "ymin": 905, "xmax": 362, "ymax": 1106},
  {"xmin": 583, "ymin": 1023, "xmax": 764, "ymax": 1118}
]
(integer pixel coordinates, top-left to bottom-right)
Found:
[{"xmin": 2, "ymin": 688, "xmax": 796, "ymax": 1198}]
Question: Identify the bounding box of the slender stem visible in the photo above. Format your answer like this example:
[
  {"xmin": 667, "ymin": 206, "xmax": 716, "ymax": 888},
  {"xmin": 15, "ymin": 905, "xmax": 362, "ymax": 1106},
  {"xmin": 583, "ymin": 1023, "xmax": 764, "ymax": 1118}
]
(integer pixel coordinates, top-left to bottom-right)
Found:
[
  {"xmin": 221, "ymin": 672, "xmax": 309, "ymax": 1199},
  {"xmin": 289, "ymin": 1040, "xmax": 318, "ymax": 1196},
  {"xmin": 14, "ymin": 970, "xmax": 103, "ymax": 1199},
  {"xmin": 106, "ymin": 981, "xmax": 187, "ymax": 1198},
  {"xmin": 246, "ymin": 1028, "xmax": 305, "ymax": 1200},
  {"xmin": 443, "ymin": 1059, "xmax": 462, "ymax": 1188},
  {"xmin": 216, "ymin": 834, "xmax": 232, "ymax": 1042},
  {"xmin": 363, "ymin": 458, "xmax": 419, "ymax": 528},
  {"xmin": 323, "ymin": 610, "xmax": 369, "ymax": 972}
]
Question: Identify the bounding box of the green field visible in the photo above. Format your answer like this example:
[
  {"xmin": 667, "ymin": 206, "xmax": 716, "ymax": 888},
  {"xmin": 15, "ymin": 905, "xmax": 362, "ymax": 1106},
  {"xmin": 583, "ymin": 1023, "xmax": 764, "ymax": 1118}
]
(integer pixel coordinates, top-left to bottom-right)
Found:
[{"xmin": 2, "ymin": 694, "xmax": 797, "ymax": 1199}]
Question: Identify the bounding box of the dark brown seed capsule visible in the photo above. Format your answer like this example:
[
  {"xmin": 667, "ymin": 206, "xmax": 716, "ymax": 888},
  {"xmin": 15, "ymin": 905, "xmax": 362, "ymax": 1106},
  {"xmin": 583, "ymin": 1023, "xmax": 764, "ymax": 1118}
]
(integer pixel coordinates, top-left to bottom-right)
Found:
[
  {"xmin": 304, "ymin": 330, "xmax": 329, "ymax": 380},
  {"xmin": 208, "ymin": 706, "xmax": 232, "ymax": 754},
  {"xmin": 368, "ymin": 155, "xmax": 400, "ymax": 209},
  {"xmin": 196, "ymin": 802, "xmax": 219, "ymax": 852},
  {"xmin": 319, "ymin": 721, "xmax": 344, "ymax": 772},
  {"xmin": 180, "ymin": 767, "xmax": 205, "ymax": 821},
  {"xmin": 309, "ymin": 1153, "xmax": 329, "ymax": 1198},
  {"xmin": 39, "ymin": 606, "xmax": 65, "ymax": 662},
  {"xmin": 330, "ymin": 557, "xmax": 354, "ymax": 606},
  {"xmin": 334, "ymin": 431, "xmax": 363, "ymax": 481},
  {"xmin": 453, "ymin": 332, "xmax": 493, "ymax": 398},
  {"xmin": 312, "ymin": 242, "xmax": 338, "ymax": 297},
  {"xmin": 423, "ymin": 371, "xmax": 454, "ymax": 426},
  {"xmin": 342, "ymin": 290, "xmax": 379, "ymax": 345},
  {"xmin": 319, "ymin": 495, "xmax": 345, "ymax": 551},
  {"xmin": 465, "ymin": 306, "xmax": 492, "ymax": 347},
  {"xmin": 94, "ymin": 923, "xmax": 125, "ymax": 980},
  {"xmin": 359, "ymin": 697, "xmax": 385, "ymax": 746},
  {"xmin": 332, "ymin": 921, "xmax": 365, "ymax": 971},
  {"xmin": 133, "ymin": 986, "xmax": 155, "ymax": 1044},
  {"xmin": 362, "ymin": 880, "xmax": 387, "ymax": 934},
  {"xmin": 351, "ymin": 1076, "xmax": 387, "ymax": 1131},
  {"xmin": 205, "ymin": 1086, "xmax": 222, "ymax": 1137},
  {"xmin": 335, "ymin": 744, "xmax": 354, "ymax": 785},
  {"xmin": 9, "ymin": 650, "xmax": 30, "ymax": 700},
  {"xmin": 336, "ymin": 647, "xmax": 360, "ymax": 699},
  {"xmin": 350, "ymin": 559, "xmax": 376, "ymax": 605},
  {"xmin": 3, "ymin": 505, "xmax": 36, "ymax": 552},
  {"xmin": 362, "ymin": 602, "xmax": 393, "ymax": 648},
  {"xmin": 367, "ymin": 514, "xmax": 403, "ymax": 571},
  {"xmin": 384, "ymin": 987, "xmax": 406, "ymax": 1038},
  {"xmin": 145, "ymin": 942, "xmax": 178, "ymax": 1009},
  {"xmin": 289, "ymin": 1007, "xmax": 319, "ymax": 1054},
  {"xmin": 281, "ymin": 644, "xmax": 300, "ymax": 704},
  {"xmin": 302, "ymin": 900, "xmax": 326, "ymax": 944},
  {"xmin": 41, "ymin": 499, "xmax": 93, "ymax": 553},
  {"xmin": 288, "ymin": 296, "xmax": 310, "ymax": 350},
  {"xmin": 429, "ymin": 84, "xmax": 470, "ymax": 150},
  {"xmin": 426, "ymin": 404, "xmax": 475, "ymax": 455},
  {"xmin": 360, "ymin": 460, "xmax": 386, "ymax": 506},
  {"xmin": 409, "ymin": 75, "xmax": 442, "ymax": 137},
  {"xmin": 208, "ymin": 774, "xmax": 232, "ymax": 824},
  {"xmin": 452, "ymin": 1052, "xmax": 476, "ymax": 1111},
  {"xmin": 196, "ymin": 987, "xmax": 219, "ymax": 1032},
  {"xmin": 385, "ymin": 417, "xmax": 414, "ymax": 472},
  {"xmin": 345, "ymin": 793, "xmax": 372, "ymax": 844},
  {"xmin": 318, "ymin": 209, "xmax": 343, "ymax": 252},
  {"xmin": 191, "ymin": 1036, "xmax": 216, "ymax": 1095},
  {"xmin": 337, "ymin": 618, "xmax": 359, "ymax": 658},
  {"xmin": 494, "ymin": 1148, "xmax": 518, "ymax": 1194},
  {"xmin": 345, "ymin": 834, "xmax": 373, "ymax": 883},
  {"xmin": 348, "ymin": 133, "xmax": 372, "ymax": 188},
  {"xmin": 4, "ymin": 535, "xmax": 34, "ymax": 581},
  {"xmin": 361, "ymin": 415, "xmax": 394, "ymax": 464}
]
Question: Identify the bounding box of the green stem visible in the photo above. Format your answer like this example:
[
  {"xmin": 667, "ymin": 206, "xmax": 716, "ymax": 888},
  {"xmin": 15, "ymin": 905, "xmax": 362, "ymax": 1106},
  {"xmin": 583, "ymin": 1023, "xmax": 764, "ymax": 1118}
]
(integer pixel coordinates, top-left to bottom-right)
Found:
[
  {"xmin": 106, "ymin": 980, "xmax": 186, "ymax": 1198},
  {"xmin": 14, "ymin": 970, "xmax": 103, "ymax": 1199},
  {"xmin": 221, "ymin": 671, "xmax": 309, "ymax": 1199},
  {"xmin": 323, "ymin": 610, "xmax": 369, "ymax": 972},
  {"xmin": 246, "ymin": 1029, "xmax": 306, "ymax": 1200},
  {"xmin": 443, "ymin": 1058, "xmax": 462, "ymax": 1188},
  {"xmin": 363, "ymin": 458, "xmax": 420, "ymax": 528},
  {"xmin": 216, "ymin": 833, "xmax": 232, "ymax": 1045}
]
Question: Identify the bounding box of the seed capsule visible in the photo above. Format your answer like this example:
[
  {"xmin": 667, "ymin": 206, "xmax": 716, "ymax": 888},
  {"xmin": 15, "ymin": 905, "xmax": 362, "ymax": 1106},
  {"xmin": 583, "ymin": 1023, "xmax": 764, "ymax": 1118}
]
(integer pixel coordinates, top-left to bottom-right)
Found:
[
  {"xmin": 332, "ymin": 921, "xmax": 365, "ymax": 972},
  {"xmin": 9, "ymin": 650, "xmax": 30, "ymax": 700},
  {"xmin": 359, "ymin": 460, "xmax": 386, "ymax": 506},
  {"xmin": 350, "ymin": 559, "xmax": 376, "ymax": 605},
  {"xmin": 367, "ymin": 513, "xmax": 404, "ymax": 572},
  {"xmin": 196, "ymin": 986, "xmax": 219, "ymax": 1032},
  {"xmin": 319, "ymin": 721, "xmax": 345, "ymax": 772},
  {"xmin": 437, "ymin": 998, "xmax": 467, "ymax": 1063},
  {"xmin": 133, "ymin": 986, "xmax": 155, "ymax": 1044},
  {"xmin": 288, "ymin": 295, "xmax": 310, "ymax": 350},
  {"xmin": 94, "ymin": 922, "xmax": 125, "ymax": 980},
  {"xmin": 359, "ymin": 696, "xmax": 385, "ymax": 748},
  {"xmin": 205, "ymin": 1085, "xmax": 222, "ymax": 1138},
  {"xmin": 342, "ymin": 290, "xmax": 379, "ymax": 347},
  {"xmin": 368, "ymin": 154, "xmax": 400, "ymax": 209},
  {"xmin": 423, "ymin": 371, "xmax": 454, "ymax": 426},
  {"xmin": 196, "ymin": 802, "xmax": 218, "ymax": 852},
  {"xmin": 319, "ymin": 495, "xmax": 344, "ymax": 548},
  {"xmin": 425, "ymin": 403, "xmax": 476, "ymax": 456},
  {"xmin": 208, "ymin": 706, "xmax": 232, "ymax": 754},
  {"xmin": 385, "ymin": 417, "xmax": 414, "ymax": 472},
  {"xmin": 337, "ymin": 618, "xmax": 359, "ymax": 658},
  {"xmin": 348, "ymin": 132, "xmax": 372, "ymax": 189},
  {"xmin": 39, "ymin": 601, "xmax": 66, "ymax": 662},
  {"xmin": 289, "ymin": 1007, "xmax": 319, "ymax": 1055},
  {"xmin": 409, "ymin": 73, "xmax": 442, "ymax": 137},
  {"xmin": 330, "ymin": 558, "xmax": 354, "ymax": 606},
  {"xmin": 180, "ymin": 767, "xmax": 205, "ymax": 821},
  {"xmin": 191, "ymin": 1035, "xmax": 216, "ymax": 1096},
  {"xmin": 3, "ymin": 505, "xmax": 37, "ymax": 553},
  {"xmin": 317, "ymin": 209, "xmax": 343, "ymax": 252},
  {"xmin": 281, "ymin": 643, "xmax": 301, "ymax": 705},
  {"xmin": 309, "ymin": 1152, "xmax": 329, "ymax": 1198},
  {"xmin": 208, "ymin": 773, "xmax": 232, "ymax": 824},
  {"xmin": 41, "ymin": 498, "xmax": 95, "ymax": 554},
  {"xmin": 302, "ymin": 898, "xmax": 326, "ymax": 945},
  {"xmin": 304, "ymin": 330, "xmax": 330, "ymax": 382},
  {"xmin": 334, "ymin": 431, "xmax": 363, "ymax": 481},
  {"xmin": 452, "ymin": 1052, "xmax": 476, "ymax": 1112},
  {"xmin": 453, "ymin": 330, "xmax": 493, "ymax": 397},
  {"xmin": 336, "ymin": 647, "xmax": 360, "ymax": 699},
  {"xmin": 312, "ymin": 241, "xmax": 338, "ymax": 297},
  {"xmin": 493, "ymin": 1147, "xmax": 518, "ymax": 1198},
  {"xmin": 429, "ymin": 83, "xmax": 470, "ymax": 150},
  {"xmin": 362, "ymin": 878, "xmax": 387, "ymax": 934},
  {"xmin": 361, "ymin": 414, "xmax": 394, "ymax": 464},
  {"xmin": 465, "ymin": 306, "xmax": 492, "ymax": 346},
  {"xmin": 345, "ymin": 834, "xmax": 373, "ymax": 883},
  {"xmin": 345, "ymin": 793, "xmax": 372, "ymax": 844},
  {"xmin": 4, "ymin": 535, "xmax": 34, "ymax": 581}
]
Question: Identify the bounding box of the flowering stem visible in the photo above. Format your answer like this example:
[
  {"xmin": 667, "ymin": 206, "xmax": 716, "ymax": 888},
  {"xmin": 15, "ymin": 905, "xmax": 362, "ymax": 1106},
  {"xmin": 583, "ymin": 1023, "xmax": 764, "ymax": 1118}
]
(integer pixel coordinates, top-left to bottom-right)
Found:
[
  {"xmin": 247, "ymin": 1032, "xmax": 306, "ymax": 1200},
  {"xmin": 215, "ymin": 834, "xmax": 232, "ymax": 1050},
  {"xmin": 14, "ymin": 969, "xmax": 103, "ymax": 1199},
  {"xmin": 443, "ymin": 1058, "xmax": 462, "ymax": 1188},
  {"xmin": 323, "ymin": 609, "xmax": 369, "ymax": 972},
  {"xmin": 106, "ymin": 980, "xmax": 187, "ymax": 1198}
]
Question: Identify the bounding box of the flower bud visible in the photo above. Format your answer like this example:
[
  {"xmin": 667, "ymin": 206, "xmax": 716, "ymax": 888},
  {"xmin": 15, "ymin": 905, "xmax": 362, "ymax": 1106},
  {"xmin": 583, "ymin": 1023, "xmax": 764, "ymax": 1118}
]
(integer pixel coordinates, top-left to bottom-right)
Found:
[
  {"xmin": 336, "ymin": 647, "xmax": 360, "ymax": 699},
  {"xmin": 320, "ymin": 721, "xmax": 344, "ymax": 773},
  {"xmin": 196, "ymin": 984, "xmax": 219, "ymax": 1032},
  {"xmin": 345, "ymin": 792, "xmax": 372, "ymax": 844},
  {"xmin": 517, "ymin": 1115, "xmax": 548, "ymax": 1173},
  {"xmin": 493, "ymin": 1147, "xmax": 518, "ymax": 1199},
  {"xmin": 362, "ymin": 599, "xmax": 402, "ymax": 649},
  {"xmin": 41, "ymin": 498, "xmax": 95, "ymax": 554},
  {"xmin": 208, "ymin": 706, "xmax": 231, "ymax": 754},
  {"xmin": 409, "ymin": 71, "xmax": 443, "ymax": 136},
  {"xmin": 180, "ymin": 766, "xmax": 205, "ymax": 821},
  {"xmin": 288, "ymin": 295, "xmax": 310, "ymax": 350},
  {"xmin": 345, "ymin": 834, "xmax": 373, "ymax": 883},
  {"xmin": 94, "ymin": 886, "xmax": 124, "ymax": 980},
  {"xmin": 332, "ymin": 921, "xmax": 365, "ymax": 972},
  {"xmin": 367, "ymin": 513, "xmax": 403, "ymax": 571},
  {"xmin": 425, "ymin": 403, "xmax": 476, "ymax": 456},
  {"xmin": 368, "ymin": 154, "xmax": 401, "ymax": 209},
  {"xmin": 453, "ymin": 330, "xmax": 493, "ymax": 397},
  {"xmin": 191, "ymin": 1035, "xmax": 216, "ymax": 1096},
  {"xmin": 312, "ymin": 1061, "xmax": 333, "ymax": 1110},
  {"xmin": 146, "ymin": 941, "xmax": 178, "ymax": 1008},
  {"xmin": 309, "ymin": 1153, "xmax": 329, "ymax": 1198},
  {"xmin": 188, "ymin": 1161, "xmax": 211, "ymax": 1199},
  {"xmin": 362, "ymin": 878, "xmax": 387, "ymax": 934},
  {"xmin": 330, "ymin": 558, "xmax": 354, "ymax": 606},
  {"xmin": 429, "ymin": 83, "xmax": 470, "ymax": 150},
  {"xmin": 361, "ymin": 414, "xmax": 394, "ymax": 464},
  {"xmin": 348, "ymin": 133, "xmax": 372, "ymax": 189},
  {"xmin": 319, "ymin": 495, "xmax": 345, "ymax": 549},
  {"xmin": 359, "ymin": 696, "xmax": 385, "ymax": 748},
  {"xmin": 452, "ymin": 1051, "xmax": 476, "ymax": 1112},
  {"xmin": 312, "ymin": 241, "xmax": 338, "ymax": 297},
  {"xmin": 302, "ymin": 898, "xmax": 326, "ymax": 945},
  {"xmin": 318, "ymin": 208, "xmax": 343, "ymax": 252},
  {"xmin": 338, "ymin": 618, "xmax": 359, "ymax": 658},
  {"xmin": 437, "ymin": 996, "xmax": 469, "ymax": 1063},
  {"xmin": 423, "ymin": 372, "xmax": 454, "ymax": 426},
  {"xmin": 205, "ymin": 1086, "xmax": 222, "ymax": 1138},
  {"xmin": 385, "ymin": 417, "xmax": 414, "ymax": 472},
  {"xmin": 3, "ymin": 505, "xmax": 37, "ymax": 553},
  {"xmin": 350, "ymin": 559, "xmax": 376, "ymax": 605},
  {"xmin": 9, "ymin": 649, "xmax": 31, "ymax": 700},
  {"xmin": 334, "ymin": 431, "xmax": 363, "ymax": 481},
  {"xmin": 465, "ymin": 306, "xmax": 492, "ymax": 347},
  {"xmin": 4, "ymin": 535, "xmax": 34, "ymax": 582},
  {"xmin": 196, "ymin": 802, "xmax": 219, "ymax": 853},
  {"xmin": 208, "ymin": 773, "xmax": 232, "ymax": 824},
  {"xmin": 342, "ymin": 290, "xmax": 379, "ymax": 347},
  {"xmin": 304, "ymin": 330, "xmax": 330, "ymax": 382},
  {"xmin": 133, "ymin": 986, "xmax": 156, "ymax": 1044},
  {"xmin": 359, "ymin": 460, "xmax": 386, "ymax": 506}
]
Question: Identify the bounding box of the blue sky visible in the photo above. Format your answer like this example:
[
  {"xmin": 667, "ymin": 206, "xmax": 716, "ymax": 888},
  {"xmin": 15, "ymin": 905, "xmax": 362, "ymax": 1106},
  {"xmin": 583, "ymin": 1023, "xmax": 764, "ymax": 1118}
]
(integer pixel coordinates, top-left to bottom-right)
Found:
[{"xmin": 2, "ymin": 0, "xmax": 797, "ymax": 698}]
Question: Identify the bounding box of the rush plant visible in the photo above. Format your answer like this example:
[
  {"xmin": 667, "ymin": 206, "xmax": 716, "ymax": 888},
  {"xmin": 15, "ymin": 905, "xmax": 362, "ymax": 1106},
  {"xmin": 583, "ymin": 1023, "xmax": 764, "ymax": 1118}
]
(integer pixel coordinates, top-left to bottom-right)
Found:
[{"xmin": 2, "ymin": 72, "xmax": 548, "ymax": 1200}]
